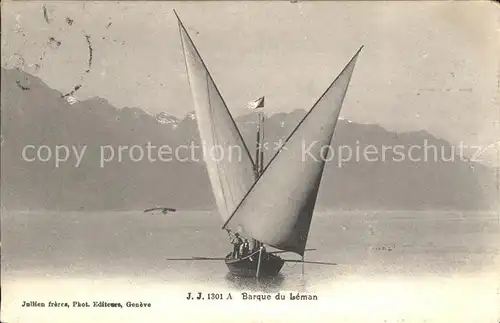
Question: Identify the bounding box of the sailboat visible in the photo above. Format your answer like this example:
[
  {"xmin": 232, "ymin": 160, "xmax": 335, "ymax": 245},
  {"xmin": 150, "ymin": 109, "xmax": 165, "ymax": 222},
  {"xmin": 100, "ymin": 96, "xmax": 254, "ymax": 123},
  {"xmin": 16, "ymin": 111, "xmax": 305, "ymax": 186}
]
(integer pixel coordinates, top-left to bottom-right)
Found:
[{"xmin": 172, "ymin": 11, "xmax": 362, "ymax": 277}]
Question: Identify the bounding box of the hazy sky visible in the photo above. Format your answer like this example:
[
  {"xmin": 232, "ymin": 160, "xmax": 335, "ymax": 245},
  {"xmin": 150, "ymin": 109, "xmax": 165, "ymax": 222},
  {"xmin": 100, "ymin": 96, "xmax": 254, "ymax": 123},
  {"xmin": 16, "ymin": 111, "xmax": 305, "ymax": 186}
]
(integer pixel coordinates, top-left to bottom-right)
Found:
[{"xmin": 1, "ymin": 1, "xmax": 499, "ymax": 165}]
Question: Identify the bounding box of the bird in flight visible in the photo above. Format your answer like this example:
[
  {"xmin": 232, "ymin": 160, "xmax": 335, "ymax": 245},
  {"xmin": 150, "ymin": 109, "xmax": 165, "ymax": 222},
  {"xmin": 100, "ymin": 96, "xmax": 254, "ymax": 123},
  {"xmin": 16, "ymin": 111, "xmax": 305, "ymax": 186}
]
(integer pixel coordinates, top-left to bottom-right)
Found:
[{"xmin": 143, "ymin": 207, "xmax": 177, "ymax": 215}]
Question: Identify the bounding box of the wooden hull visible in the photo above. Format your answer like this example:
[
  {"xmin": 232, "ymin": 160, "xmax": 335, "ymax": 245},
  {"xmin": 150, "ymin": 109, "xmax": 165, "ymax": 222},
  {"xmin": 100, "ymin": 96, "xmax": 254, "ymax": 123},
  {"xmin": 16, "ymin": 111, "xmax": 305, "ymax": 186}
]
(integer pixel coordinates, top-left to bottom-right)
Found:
[{"xmin": 224, "ymin": 251, "xmax": 284, "ymax": 277}]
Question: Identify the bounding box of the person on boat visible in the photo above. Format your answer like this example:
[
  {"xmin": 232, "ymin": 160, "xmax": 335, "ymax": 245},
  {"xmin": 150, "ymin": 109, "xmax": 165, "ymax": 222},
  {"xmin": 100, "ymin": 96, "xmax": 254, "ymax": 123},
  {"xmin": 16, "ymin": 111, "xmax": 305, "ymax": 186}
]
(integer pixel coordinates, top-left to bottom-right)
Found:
[
  {"xmin": 249, "ymin": 239, "xmax": 256, "ymax": 252},
  {"xmin": 230, "ymin": 232, "xmax": 243, "ymax": 258},
  {"xmin": 260, "ymin": 245, "xmax": 267, "ymax": 259},
  {"xmin": 255, "ymin": 239, "xmax": 262, "ymax": 251},
  {"xmin": 239, "ymin": 241, "xmax": 246, "ymax": 258},
  {"xmin": 243, "ymin": 239, "xmax": 251, "ymax": 257}
]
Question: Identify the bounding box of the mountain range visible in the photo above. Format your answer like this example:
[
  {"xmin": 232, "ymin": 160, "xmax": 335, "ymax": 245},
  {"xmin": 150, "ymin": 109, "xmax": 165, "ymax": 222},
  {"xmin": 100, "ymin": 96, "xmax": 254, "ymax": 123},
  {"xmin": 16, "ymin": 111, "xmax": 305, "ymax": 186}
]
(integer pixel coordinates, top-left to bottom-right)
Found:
[{"xmin": 1, "ymin": 68, "xmax": 497, "ymax": 211}]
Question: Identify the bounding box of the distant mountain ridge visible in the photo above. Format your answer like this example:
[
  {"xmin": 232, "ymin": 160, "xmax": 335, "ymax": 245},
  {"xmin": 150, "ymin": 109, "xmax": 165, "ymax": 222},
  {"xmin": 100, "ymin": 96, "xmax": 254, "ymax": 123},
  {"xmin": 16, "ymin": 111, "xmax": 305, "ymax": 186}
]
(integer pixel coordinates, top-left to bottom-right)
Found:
[{"xmin": 1, "ymin": 68, "xmax": 497, "ymax": 211}]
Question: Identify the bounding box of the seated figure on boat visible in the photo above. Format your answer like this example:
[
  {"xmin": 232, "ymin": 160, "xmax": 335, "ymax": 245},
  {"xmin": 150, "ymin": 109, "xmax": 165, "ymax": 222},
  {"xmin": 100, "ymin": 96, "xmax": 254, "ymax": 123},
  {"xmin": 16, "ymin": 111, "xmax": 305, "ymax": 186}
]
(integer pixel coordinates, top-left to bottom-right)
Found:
[
  {"xmin": 248, "ymin": 239, "xmax": 255, "ymax": 252},
  {"xmin": 239, "ymin": 239, "xmax": 249, "ymax": 258},
  {"xmin": 229, "ymin": 232, "xmax": 243, "ymax": 259},
  {"xmin": 260, "ymin": 246, "xmax": 267, "ymax": 259}
]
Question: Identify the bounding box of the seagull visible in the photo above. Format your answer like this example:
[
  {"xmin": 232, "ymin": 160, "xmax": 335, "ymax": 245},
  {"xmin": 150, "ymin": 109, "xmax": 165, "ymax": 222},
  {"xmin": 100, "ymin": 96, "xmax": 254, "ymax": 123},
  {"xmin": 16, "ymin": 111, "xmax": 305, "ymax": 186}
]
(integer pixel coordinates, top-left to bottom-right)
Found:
[{"xmin": 143, "ymin": 207, "xmax": 177, "ymax": 215}]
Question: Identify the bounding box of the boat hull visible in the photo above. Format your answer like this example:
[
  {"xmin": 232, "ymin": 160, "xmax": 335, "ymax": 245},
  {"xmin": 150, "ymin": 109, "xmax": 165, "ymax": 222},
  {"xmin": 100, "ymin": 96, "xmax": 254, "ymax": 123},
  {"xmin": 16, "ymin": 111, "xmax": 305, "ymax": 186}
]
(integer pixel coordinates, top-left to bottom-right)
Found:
[{"xmin": 224, "ymin": 252, "xmax": 284, "ymax": 277}]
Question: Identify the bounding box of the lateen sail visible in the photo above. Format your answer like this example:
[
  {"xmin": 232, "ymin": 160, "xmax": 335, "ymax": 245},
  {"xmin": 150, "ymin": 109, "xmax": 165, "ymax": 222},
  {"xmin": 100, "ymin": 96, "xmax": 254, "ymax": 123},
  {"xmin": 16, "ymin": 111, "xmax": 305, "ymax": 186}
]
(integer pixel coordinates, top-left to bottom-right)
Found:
[
  {"xmin": 223, "ymin": 48, "xmax": 362, "ymax": 256},
  {"xmin": 176, "ymin": 12, "xmax": 255, "ymax": 223}
]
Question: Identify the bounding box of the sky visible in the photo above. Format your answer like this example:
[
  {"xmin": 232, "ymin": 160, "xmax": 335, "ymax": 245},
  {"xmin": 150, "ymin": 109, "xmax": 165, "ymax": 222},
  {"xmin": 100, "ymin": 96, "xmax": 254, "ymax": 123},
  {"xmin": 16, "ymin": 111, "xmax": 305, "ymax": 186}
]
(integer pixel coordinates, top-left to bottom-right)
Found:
[{"xmin": 1, "ymin": 1, "xmax": 499, "ymax": 166}]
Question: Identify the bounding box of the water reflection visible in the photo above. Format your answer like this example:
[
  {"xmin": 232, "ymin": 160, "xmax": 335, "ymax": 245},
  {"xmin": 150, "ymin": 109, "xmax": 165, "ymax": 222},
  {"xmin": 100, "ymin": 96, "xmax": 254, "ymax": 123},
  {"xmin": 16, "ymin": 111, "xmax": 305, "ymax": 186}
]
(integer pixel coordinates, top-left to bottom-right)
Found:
[
  {"xmin": 224, "ymin": 273, "xmax": 285, "ymax": 292},
  {"xmin": 224, "ymin": 273, "xmax": 310, "ymax": 292}
]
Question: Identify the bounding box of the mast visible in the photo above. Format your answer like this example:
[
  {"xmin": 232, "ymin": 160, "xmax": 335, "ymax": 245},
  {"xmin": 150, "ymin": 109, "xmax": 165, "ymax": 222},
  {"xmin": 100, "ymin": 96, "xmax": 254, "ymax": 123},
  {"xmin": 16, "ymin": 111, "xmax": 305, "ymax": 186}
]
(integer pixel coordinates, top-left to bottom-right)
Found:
[
  {"xmin": 249, "ymin": 96, "xmax": 265, "ymax": 178},
  {"xmin": 259, "ymin": 112, "xmax": 265, "ymax": 174},
  {"xmin": 255, "ymin": 111, "xmax": 265, "ymax": 176},
  {"xmin": 254, "ymin": 114, "xmax": 261, "ymax": 178},
  {"xmin": 253, "ymin": 109, "xmax": 265, "ymax": 249},
  {"xmin": 256, "ymin": 112, "xmax": 265, "ymax": 250}
]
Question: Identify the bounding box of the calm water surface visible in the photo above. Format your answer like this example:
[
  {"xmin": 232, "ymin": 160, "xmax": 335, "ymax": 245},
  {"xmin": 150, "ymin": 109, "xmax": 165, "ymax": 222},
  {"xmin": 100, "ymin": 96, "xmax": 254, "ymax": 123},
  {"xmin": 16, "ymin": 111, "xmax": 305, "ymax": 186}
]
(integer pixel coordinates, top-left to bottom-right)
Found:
[{"xmin": 1, "ymin": 210, "xmax": 499, "ymax": 323}]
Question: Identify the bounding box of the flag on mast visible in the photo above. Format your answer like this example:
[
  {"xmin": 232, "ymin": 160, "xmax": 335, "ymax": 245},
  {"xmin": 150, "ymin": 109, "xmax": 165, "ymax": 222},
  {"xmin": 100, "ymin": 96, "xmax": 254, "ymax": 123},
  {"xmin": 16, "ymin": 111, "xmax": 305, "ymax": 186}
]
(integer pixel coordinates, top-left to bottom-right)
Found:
[{"xmin": 247, "ymin": 96, "xmax": 265, "ymax": 110}]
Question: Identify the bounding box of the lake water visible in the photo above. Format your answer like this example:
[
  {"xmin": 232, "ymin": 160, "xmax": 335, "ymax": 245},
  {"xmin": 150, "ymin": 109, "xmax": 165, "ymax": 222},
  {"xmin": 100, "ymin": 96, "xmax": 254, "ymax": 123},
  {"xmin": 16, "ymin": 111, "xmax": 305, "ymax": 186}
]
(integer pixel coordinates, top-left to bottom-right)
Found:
[{"xmin": 1, "ymin": 210, "xmax": 499, "ymax": 323}]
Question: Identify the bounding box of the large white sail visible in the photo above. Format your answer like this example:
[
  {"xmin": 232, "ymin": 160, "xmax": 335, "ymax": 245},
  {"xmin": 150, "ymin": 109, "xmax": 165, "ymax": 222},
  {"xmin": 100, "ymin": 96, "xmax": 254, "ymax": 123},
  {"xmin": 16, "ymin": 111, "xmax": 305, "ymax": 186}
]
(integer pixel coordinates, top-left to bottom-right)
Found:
[
  {"xmin": 223, "ymin": 48, "xmax": 362, "ymax": 256},
  {"xmin": 176, "ymin": 13, "xmax": 256, "ymax": 223}
]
